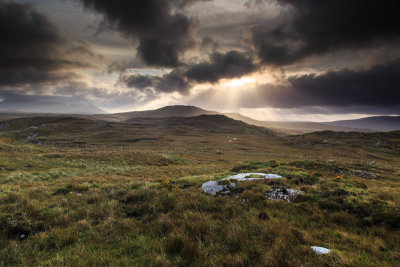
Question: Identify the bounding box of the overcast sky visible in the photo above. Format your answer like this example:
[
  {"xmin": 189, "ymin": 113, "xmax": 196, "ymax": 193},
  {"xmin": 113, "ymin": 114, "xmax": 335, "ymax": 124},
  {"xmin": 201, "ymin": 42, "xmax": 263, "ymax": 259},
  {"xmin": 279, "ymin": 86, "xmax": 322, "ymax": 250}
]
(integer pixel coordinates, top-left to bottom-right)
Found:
[{"xmin": 0, "ymin": 0, "xmax": 399, "ymax": 121}]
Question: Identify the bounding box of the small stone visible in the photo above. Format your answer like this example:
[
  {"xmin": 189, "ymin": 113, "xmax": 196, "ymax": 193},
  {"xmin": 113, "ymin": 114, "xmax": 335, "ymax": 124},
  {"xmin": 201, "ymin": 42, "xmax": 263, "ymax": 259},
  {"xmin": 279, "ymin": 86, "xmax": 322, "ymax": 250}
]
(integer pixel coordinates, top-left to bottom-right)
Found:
[
  {"xmin": 27, "ymin": 133, "xmax": 39, "ymax": 139},
  {"xmin": 354, "ymin": 170, "xmax": 377, "ymax": 179},
  {"xmin": 20, "ymin": 234, "xmax": 25, "ymax": 239},
  {"xmin": 311, "ymin": 246, "xmax": 331, "ymax": 255}
]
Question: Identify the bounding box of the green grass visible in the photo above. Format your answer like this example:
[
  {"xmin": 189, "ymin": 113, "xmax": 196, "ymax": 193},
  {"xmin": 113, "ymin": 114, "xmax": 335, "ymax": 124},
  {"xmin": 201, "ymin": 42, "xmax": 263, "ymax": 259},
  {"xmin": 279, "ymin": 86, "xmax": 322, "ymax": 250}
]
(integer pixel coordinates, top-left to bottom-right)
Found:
[{"xmin": 0, "ymin": 117, "xmax": 399, "ymax": 266}]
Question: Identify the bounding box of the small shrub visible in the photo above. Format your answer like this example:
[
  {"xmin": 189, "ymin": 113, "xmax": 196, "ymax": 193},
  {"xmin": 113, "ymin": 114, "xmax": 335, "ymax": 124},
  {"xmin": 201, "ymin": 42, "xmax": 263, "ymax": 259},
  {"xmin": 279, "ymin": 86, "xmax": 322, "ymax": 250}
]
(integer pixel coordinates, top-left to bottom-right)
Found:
[
  {"xmin": 161, "ymin": 179, "xmax": 180, "ymax": 191},
  {"xmin": 218, "ymin": 179, "xmax": 238, "ymax": 185},
  {"xmin": 269, "ymin": 160, "xmax": 280, "ymax": 168},
  {"xmin": 333, "ymin": 175, "xmax": 344, "ymax": 181},
  {"xmin": 217, "ymin": 179, "xmax": 232, "ymax": 185}
]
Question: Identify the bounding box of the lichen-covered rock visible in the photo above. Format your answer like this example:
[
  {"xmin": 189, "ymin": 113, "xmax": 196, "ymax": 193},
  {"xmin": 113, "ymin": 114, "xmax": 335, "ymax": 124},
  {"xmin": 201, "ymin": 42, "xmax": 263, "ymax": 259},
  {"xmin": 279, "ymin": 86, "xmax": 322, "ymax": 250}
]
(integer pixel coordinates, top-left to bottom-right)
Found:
[
  {"xmin": 202, "ymin": 173, "xmax": 282, "ymax": 195},
  {"xmin": 201, "ymin": 181, "xmax": 237, "ymax": 196},
  {"xmin": 263, "ymin": 189, "xmax": 303, "ymax": 202}
]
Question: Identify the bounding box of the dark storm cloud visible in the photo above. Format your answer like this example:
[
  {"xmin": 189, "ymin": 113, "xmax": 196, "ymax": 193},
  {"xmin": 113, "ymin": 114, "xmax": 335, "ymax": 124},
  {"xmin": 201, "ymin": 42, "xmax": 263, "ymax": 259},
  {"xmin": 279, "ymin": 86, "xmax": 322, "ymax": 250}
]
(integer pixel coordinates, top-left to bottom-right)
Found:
[
  {"xmin": 0, "ymin": 1, "xmax": 64, "ymax": 64},
  {"xmin": 248, "ymin": 0, "xmax": 400, "ymax": 66},
  {"xmin": 120, "ymin": 69, "xmax": 190, "ymax": 95},
  {"xmin": 185, "ymin": 50, "xmax": 257, "ymax": 83},
  {"xmin": 0, "ymin": 1, "xmax": 98, "ymax": 87},
  {"xmin": 254, "ymin": 59, "xmax": 400, "ymax": 109},
  {"xmin": 200, "ymin": 36, "xmax": 219, "ymax": 52},
  {"xmin": 121, "ymin": 50, "xmax": 256, "ymax": 93},
  {"xmin": 79, "ymin": 0, "xmax": 211, "ymax": 67},
  {"xmin": 154, "ymin": 70, "xmax": 190, "ymax": 94},
  {"xmin": 124, "ymin": 76, "xmax": 155, "ymax": 90},
  {"xmin": 0, "ymin": 70, "xmax": 80, "ymax": 87},
  {"xmin": 186, "ymin": 59, "xmax": 400, "ymax": 115}
]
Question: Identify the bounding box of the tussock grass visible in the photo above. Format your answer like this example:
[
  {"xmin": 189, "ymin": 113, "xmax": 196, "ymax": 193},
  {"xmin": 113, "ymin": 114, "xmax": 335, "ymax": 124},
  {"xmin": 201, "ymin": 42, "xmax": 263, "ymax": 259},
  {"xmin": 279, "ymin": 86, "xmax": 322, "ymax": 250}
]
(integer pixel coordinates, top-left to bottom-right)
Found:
[{"xmin": 0, "ymin": 117, "xmax": 399, "ymax": 265}]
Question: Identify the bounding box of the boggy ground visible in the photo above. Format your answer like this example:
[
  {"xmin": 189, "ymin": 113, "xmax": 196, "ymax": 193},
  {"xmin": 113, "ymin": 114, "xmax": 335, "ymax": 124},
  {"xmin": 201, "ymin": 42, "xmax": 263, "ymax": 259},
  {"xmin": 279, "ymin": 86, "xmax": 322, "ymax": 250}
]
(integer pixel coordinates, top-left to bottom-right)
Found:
[{"xmin": 0, "ymin": 116, "xmax": 399, "ymax": 266}]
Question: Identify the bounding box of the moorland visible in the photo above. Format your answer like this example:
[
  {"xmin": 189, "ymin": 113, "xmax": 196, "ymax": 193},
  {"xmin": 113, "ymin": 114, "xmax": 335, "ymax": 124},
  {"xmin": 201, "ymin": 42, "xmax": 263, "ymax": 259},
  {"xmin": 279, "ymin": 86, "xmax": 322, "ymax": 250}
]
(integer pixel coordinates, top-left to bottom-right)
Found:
[{"xmin": 0, "ymin": 112, "xmax": 399, "ymax": 266}]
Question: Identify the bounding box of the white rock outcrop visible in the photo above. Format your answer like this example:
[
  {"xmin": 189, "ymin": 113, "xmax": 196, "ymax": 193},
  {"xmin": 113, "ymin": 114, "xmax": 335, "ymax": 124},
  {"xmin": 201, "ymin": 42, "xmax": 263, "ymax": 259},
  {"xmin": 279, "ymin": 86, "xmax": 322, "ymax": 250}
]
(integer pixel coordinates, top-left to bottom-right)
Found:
[
  {"xmin": 201, "ymin": 181, "xmax": 237, "ymax": 196},
  {"xmin": 202, "ymin": 173, "xmax": 282, "ymax": 195}
]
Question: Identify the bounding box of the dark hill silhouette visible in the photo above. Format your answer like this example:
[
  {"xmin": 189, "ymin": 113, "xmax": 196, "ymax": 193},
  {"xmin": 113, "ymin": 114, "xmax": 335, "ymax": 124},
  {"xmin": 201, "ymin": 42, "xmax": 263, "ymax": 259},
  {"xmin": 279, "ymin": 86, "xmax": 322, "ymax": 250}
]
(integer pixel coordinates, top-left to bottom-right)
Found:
[
  {"xmin": 126, "ymin": 114, "xmax": 274, "ymax": 135},
  {"xmin": 1, "ymin": 105, "xmax": 398, "ymax": 134}
]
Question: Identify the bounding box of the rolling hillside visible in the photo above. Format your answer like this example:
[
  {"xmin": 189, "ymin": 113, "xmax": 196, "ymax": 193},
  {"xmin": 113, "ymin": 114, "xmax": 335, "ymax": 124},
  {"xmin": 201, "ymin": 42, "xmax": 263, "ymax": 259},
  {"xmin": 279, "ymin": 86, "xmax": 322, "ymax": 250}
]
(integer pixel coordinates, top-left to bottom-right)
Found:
[
  {"xmin": 223, "ymin": 113, "xmax": 360, "ymax": 134},
  {"xmin": 326, "ymin": 116, "xmax": 400, "ymax": 132},
  {"xmin": 1, "ymin": 105, "xmax": 398, "ymax": 134},
  {"xmin": 0, "ymin": 114, "xmax": 274, "ymax": 145},
  {"xmin": 100, "ymin": 106, "xmax": 365, "ymax": 134}
]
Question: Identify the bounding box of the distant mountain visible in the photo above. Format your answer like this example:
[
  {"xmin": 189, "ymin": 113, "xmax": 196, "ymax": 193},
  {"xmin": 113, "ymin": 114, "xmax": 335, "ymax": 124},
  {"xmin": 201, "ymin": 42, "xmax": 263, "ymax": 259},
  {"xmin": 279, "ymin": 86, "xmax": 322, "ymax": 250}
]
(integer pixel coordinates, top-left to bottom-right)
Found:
[
  {"xmin": 126, "ymin": 114, "xmax": 274, "ymax": 135},
  {"xmin": 125, "ymin": 105, "xmax": 218, "ymax": 118},
  {"xmin": 1, "ymin": 104, "xmax": 397, "ymax": 134},
  {"xmin": 223, "ymin": 113, "xmax": 359, "ymax": 134},
  {"xmin": 0, "ymin": 93, "xmax": 105, "ymax": 114},
  {"xmin": 0, "ymin": 105, "xmax": 212, "ymax": 123},
  {"xmin": 93, "ymin": 105, "xmax": 368, "ymax": 134},
  {"xmin": 92, "ymin": 105, "xmax": 218, "ymax": 122},
  {"xmin": 326, "ymin": 116, "xmax": 400, "ymax": 132}
]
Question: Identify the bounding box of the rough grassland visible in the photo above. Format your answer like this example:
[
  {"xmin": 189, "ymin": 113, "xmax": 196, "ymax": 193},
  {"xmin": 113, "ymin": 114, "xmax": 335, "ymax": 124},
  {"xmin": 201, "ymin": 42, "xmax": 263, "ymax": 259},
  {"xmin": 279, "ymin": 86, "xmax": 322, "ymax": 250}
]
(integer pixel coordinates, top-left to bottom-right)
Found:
[{"xmin": 0, "ymin": 117, "xmax": 399, "ymax": 266}]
